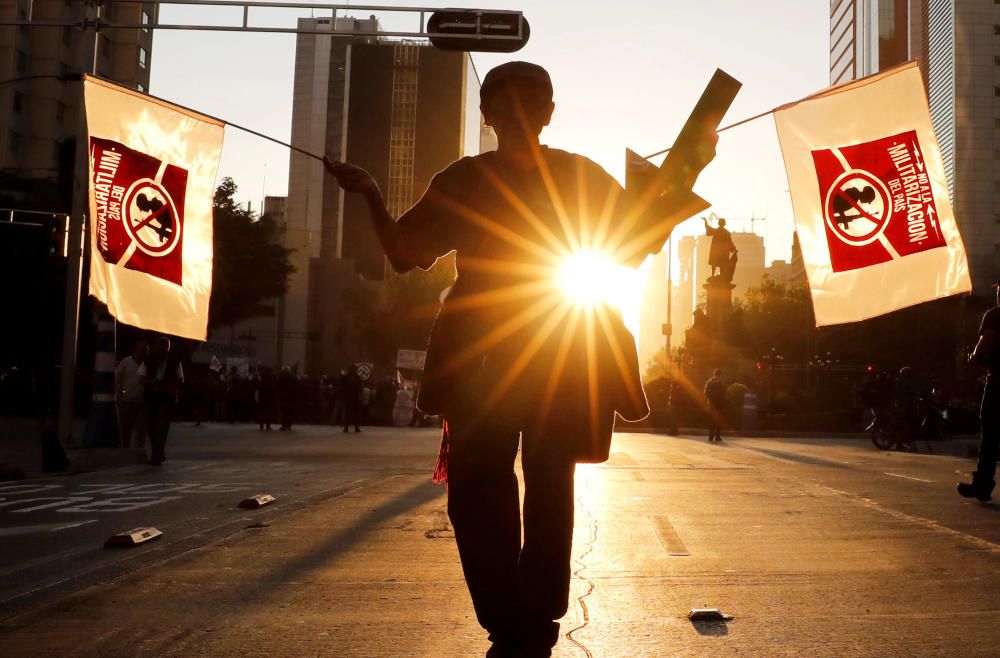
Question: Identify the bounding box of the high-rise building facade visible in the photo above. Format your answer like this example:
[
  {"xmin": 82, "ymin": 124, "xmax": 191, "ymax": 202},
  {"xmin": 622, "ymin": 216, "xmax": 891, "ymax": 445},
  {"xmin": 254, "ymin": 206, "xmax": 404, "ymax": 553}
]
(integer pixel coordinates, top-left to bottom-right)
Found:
[
  {"xmin": 830, "ymin": 0, "xmax": 998, "ymax": 294},
  {"xmin": 0, "ymin": 0, "xmax": 157, "ymax": 208},
  {"xmin": 282, "ymin": 17, "xmax": 493, "ymax": 374}
]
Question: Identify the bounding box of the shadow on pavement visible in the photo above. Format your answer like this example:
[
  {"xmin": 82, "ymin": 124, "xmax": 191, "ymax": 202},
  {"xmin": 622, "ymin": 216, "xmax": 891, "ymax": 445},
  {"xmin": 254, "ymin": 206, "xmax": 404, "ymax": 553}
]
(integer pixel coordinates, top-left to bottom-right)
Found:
[
  {"xmin": 691, "ymin": 620, "xmax": 729, "ymax": 636},
  {"xmin": 233, "ymin": 477, "xmax": 444, "ymax": 604},
  {"xmin": 738, "ymin": 445, "xmax": 849, "ymax": 469}
]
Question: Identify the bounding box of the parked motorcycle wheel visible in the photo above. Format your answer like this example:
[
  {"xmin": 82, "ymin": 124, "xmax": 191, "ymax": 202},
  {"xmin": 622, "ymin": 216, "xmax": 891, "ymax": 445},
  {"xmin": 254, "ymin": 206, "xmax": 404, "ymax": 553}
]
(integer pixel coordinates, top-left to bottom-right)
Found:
[{"xmin": 872, "ymin": 427, "xmax": 894, "ymax": 450}]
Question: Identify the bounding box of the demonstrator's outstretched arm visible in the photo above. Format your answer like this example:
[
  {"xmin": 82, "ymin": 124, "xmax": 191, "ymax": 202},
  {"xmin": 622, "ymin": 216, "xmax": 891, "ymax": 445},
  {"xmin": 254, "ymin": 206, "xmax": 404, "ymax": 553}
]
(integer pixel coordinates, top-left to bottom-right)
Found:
[{"xmin": 323, "ymin": 158, "xmax": 415, "ymax": 272}]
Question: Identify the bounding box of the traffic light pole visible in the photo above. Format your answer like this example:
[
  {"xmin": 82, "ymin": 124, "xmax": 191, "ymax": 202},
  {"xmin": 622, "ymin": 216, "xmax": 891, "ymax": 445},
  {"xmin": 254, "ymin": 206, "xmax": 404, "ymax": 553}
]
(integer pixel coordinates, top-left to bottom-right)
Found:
[
  {"xmin": 6, "ymin": 2, "xmax": 526, "ymax": 45},
  {"xmin": 57, "ymin": 212, "xmax": 85, "ymax": 445},
  {"xmin": 56, "ymin": 0, "xmax": 103, "ymax": 447}
]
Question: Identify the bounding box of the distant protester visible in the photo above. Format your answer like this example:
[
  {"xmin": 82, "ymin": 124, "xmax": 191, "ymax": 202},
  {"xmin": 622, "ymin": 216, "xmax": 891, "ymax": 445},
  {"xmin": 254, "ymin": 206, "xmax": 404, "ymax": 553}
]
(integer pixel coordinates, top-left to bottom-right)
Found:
[
  {"xmin": 704, "ymin": 369, "xmax": 727, "ymax": 443},
  {"xmin": 959, "ymin": 280, "xmax": 1000, "ymax": 501},
  {"xmin": 140, "ymin": 336, "xmax": 183, "ymax": 466},
  {"xmin": 115, "ymin": 339, "xmax": 148, "ymax": 449}
]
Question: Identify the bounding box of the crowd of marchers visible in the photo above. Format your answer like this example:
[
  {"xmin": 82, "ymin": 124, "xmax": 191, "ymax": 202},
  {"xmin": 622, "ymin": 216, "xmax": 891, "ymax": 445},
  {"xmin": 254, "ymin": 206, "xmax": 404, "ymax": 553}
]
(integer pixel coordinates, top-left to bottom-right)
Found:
[{"xmin": 113, "ymin": 342, "xmax": 439, "ymax": 457}]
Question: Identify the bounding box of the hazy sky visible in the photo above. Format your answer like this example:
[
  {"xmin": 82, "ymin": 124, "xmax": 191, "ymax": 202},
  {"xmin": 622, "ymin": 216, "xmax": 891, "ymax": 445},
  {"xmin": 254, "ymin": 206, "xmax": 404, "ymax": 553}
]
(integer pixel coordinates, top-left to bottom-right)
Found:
[{"xmin": 149, "ymin": 0, "xmax": 829, "ymax": 265}]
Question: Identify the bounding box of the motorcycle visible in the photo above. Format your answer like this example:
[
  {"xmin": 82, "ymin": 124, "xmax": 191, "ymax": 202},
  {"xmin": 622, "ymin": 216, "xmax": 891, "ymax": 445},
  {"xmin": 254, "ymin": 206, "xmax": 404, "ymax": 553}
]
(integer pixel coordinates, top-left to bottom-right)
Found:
[{"xmin": 869, "ymin": 395, "xmax": 950, "ymax": 451}]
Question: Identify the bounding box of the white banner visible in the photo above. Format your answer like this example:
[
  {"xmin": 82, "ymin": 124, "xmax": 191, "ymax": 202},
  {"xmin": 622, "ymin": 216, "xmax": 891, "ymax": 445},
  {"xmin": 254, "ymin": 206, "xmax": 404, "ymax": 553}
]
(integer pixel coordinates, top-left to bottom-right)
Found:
[
  {"xmin": 774, "ymin": 62, "xmax": 970, "ymax": 326},
  {"xmin": 84, "ymin": 75, "xmax": 224, "ymax": 340}
]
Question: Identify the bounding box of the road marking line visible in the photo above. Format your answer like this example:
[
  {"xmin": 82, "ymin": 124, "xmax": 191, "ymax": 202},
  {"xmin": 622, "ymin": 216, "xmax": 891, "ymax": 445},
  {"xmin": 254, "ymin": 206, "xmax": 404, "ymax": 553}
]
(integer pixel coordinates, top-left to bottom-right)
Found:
[
  {"xmin": 818, "ymin": 485, "xmax": 1000, "ymax": 553},
  {"xmin": 884, "ymin": 472, "xmax": 937, "ymax": 483},
  {"xmin": 0, "ymin": 519, "xmax": 97, "ymax": 537},
  {"xmin": 650, "ymin": 516, "xmax": 690, "ymax": 556}
]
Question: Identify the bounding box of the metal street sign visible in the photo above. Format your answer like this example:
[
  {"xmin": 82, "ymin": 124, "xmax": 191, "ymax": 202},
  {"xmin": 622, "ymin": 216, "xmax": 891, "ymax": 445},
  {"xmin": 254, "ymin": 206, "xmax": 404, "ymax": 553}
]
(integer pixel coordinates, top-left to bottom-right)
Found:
[
  {"xmin": 427, "ymin": 10, "xmax": 529, "ymax": 52},
  {"xmin": 396, "ymin": 349, "xmax": 427, "ymax": 370}
]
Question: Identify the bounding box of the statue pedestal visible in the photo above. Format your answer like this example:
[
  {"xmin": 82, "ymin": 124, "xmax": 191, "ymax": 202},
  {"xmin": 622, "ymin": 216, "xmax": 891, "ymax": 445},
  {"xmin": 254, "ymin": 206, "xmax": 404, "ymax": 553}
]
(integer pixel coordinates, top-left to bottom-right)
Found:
[
  {"xmin": 684, "ymin": 277, "xmax": 738, "ymax": 374},
  {"xmin": 704, "ymin": 277, "xmax": 735, "ymax": 337}
]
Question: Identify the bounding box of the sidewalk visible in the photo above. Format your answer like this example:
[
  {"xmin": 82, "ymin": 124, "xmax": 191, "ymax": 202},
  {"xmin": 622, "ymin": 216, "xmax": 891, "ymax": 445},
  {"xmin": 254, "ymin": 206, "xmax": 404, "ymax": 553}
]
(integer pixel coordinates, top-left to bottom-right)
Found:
[
  {"xmin": 0, "ymin": 416, "xmax": 147, "ymax": 480},
  {"xmin": 1, "ymin": 433, "xmax": 998, "ymax": 656}
]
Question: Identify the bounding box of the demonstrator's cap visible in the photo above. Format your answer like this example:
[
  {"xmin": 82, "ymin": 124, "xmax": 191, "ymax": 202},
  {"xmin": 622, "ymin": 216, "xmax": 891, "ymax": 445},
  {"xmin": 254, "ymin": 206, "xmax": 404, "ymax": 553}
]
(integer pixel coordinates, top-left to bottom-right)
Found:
[{"xmin": 480, "ymin": 61, "xmax": 552, "ymax": 103}]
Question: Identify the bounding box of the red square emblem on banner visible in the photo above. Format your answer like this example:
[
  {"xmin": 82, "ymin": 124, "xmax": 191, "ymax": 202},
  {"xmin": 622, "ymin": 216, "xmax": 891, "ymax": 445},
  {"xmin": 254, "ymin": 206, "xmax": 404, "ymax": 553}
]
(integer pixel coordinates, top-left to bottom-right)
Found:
[
  {"xmin": 90, "ymin": 137, "xmax": 188, "ymax": 285},
  {"xmin": 811, "ymin": 130, "xmax": 946, "ymax": 273}
]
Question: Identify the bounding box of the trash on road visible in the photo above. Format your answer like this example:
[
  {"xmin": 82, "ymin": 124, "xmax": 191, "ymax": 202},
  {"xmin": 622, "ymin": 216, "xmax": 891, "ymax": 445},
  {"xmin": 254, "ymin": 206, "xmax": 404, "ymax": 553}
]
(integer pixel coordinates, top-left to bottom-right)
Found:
[
  {"xmin": 688, "ymin": 608, "xmax": 733, "ymax": 622},
  {"xmin": 105, "ymin": 527, "xmax": 163, "ymax": 547},
  {"xmin": 238, "ymin": 494, "xmax": 276, "ymax": 509}
]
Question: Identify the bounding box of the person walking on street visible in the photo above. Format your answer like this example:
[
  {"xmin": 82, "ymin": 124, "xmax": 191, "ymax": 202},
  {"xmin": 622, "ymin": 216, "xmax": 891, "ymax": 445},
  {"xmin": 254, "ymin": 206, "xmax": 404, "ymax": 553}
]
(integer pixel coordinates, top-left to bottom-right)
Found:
[
  {"xmin": 252, "ymin": 367, "xmax": 274, "ymax": 431},
  {"xmin": 959, "ymin": 281, "xmax": 1000, "ymax": 501},
  {"xmin": 894, "ymin": 366, "xmax": 919, "ymax": 451},
  {"xmin": 140, "ymin": 337, "xmax": 183, "ymax": 466},
  {"xmin": 115, "ymin": 339, "xmax": 148, "ymax": 449},
  {"xmin": 276, "ymin": 367, "xmax": 297, "ymax": 431},
  {"xmin": 324, "ymin": 60, "xmax": 713, "ymax": 656},
  {"xmin": 341, "ymin": 366, "xmax": 363, "ymax": 433},
  {"xmin": 704, "ymin": 369, "xmax": 726, "ymax": 442}
]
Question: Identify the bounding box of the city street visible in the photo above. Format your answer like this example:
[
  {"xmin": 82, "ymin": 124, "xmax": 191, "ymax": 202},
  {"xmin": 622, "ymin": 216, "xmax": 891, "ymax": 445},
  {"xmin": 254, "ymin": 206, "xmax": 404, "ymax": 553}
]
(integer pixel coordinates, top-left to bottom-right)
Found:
[{"xmin": 2, "ymin": 425, "xmax": 1000, "ymax": 657}]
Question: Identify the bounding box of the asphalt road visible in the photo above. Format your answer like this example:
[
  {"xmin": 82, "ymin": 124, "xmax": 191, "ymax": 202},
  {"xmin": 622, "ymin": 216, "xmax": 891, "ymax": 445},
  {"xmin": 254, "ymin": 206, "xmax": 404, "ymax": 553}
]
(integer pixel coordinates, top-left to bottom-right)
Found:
[
  {"xmin": 2, "ymin": 425, "xmax": 999, "ymax": 657},
  {"xmin": 0, "ymin": 424, "xmax": 435, "ymax": 615}
]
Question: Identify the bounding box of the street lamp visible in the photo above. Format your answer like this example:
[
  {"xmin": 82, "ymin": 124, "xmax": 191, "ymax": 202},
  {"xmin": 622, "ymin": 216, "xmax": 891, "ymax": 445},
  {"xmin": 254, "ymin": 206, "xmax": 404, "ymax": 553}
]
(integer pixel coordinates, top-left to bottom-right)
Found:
[{"xmin": 761, "ymin": 347, "xmax": 783, "ymax": 409}]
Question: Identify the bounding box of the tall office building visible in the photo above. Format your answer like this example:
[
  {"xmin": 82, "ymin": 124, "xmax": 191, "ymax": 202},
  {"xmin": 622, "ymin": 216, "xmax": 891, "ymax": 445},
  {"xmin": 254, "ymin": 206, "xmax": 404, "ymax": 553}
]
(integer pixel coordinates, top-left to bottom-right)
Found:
[
  {"xmin": 0, "ymin": 0, "xmax": 157, "ymax": 208},
  {"xmin": 830, "ymin": 0, "xmax": 998, "ymax": 294},
  {"xmin": 282, "ymin": 17, "xmax": 493, "ymax": 375}
]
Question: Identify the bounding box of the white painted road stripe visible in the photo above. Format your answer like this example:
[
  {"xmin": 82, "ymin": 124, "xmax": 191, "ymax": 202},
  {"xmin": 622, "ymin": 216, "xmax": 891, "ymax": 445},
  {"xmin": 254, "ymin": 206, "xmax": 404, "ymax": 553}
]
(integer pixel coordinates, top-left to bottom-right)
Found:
[
  {"xmin": 819, "ymin": 485, "xmax": 1000, "ymax": 553},
  {"xmin": 0, "ymin": 519, "xmax": 98, "ymax": 537},
  {"xmin": 884, "ymin": 472, "xmax": 937, "ymax": 483}
]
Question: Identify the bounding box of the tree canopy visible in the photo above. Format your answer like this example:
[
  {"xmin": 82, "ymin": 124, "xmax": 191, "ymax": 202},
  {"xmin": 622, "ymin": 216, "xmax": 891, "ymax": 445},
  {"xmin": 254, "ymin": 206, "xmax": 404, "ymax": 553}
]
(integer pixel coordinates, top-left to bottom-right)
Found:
[{"xmin": 210, "ymin": 177, "xmax": 294, "ymax": 329}]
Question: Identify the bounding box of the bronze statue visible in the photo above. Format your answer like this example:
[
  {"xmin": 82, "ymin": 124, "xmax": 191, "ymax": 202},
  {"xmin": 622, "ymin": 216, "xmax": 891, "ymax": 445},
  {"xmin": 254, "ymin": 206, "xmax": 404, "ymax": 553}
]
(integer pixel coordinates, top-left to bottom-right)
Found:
[{"xmin": 704, "ymin": 217, "xmax": 738, "ymax": 284}]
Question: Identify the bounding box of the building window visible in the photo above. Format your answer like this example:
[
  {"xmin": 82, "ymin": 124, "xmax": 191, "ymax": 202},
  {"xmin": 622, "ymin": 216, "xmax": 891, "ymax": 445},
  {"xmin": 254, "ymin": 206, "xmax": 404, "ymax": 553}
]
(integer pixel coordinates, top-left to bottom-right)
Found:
[
  {"xmin": 138, "ymin": 47, "xmax": 147, "ymax": 69},
  {"xmin": 142, "ymin": 10, "xmax": 151, "ymax": 31},
  {"xmin": 136, "ymin": 82, "xmax": 145, "ymax": 93},
  {"xmin": 995, "ymin": 25, "xmax": 1000, "ymax": 35},
  {"xmin": 15, "ymin": 50, "xmax": 27, "ymax": 75},
  {"xmin": 56, "ymin": 101, "xmax": 66, "ymax": 124},
  {"xmin": 8, "ymin": 131, "xmax": 21, "ymax": 155},
  {"xmin": 13, "ymin": 91, "xmax": 23, "ymax": 114}
]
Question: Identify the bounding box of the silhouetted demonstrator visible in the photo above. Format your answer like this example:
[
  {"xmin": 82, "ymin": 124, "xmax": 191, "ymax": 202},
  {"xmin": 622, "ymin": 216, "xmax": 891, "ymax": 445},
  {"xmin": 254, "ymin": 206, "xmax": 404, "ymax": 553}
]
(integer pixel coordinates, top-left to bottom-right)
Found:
[
  {"xmin": 325, "ymin": 61, "xmax": 715, "ymax": 657},
  {"xmin": 959, "ymin": 281, "xmax": 1000, "ymax": 502}
]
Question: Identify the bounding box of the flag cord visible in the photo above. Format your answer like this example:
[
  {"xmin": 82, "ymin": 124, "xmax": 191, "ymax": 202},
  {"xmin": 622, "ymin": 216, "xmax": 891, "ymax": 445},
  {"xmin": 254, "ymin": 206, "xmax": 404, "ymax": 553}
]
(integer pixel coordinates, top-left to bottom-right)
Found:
[
  {"xmin": 80, "ymin": 74, "xmax": 329, "ymax": 163},
  {"xmin": 641, "ymin": 106, "xmax": 776, "ymax": 161}
]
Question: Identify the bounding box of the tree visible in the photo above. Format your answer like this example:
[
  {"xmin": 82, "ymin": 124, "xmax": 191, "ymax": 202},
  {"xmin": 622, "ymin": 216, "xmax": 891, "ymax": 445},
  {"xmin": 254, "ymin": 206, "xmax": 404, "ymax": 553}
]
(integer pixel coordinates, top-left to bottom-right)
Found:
[
  {"xmin": 338, "ymin": 254, "xmax": 457, "ymax": 366},
  {"xmin": 733, "ymin": 275, "xmax": 813, "ymax": 362},
  {"xmin": 210, "ymin": 177, "xmax": 294, "ymax": 329}
]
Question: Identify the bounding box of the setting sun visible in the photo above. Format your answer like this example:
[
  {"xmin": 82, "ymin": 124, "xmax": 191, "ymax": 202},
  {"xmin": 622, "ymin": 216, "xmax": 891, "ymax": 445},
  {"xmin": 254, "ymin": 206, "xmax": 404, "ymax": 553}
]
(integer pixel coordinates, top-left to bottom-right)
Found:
[{"xmin": 556, "ymin": 249, "xmax": 647, "ymax": 335}]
